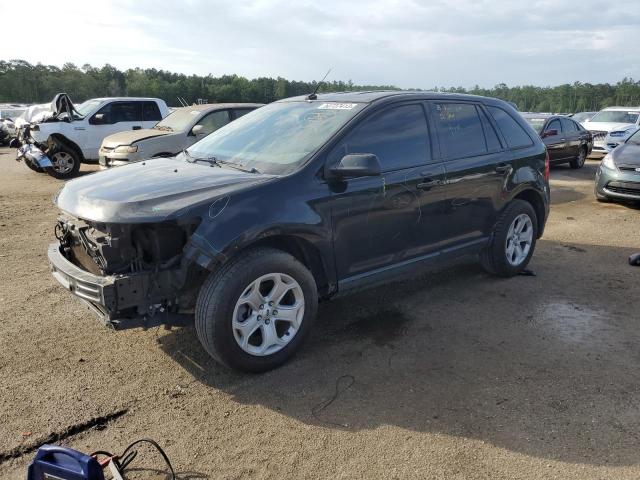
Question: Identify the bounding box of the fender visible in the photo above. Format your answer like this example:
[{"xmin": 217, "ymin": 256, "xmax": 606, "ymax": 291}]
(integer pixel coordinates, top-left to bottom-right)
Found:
[
  {"xmin": 180, "ymin": 174, "xmax": 337, "ymax": 295},
  {"xmin": 47, "ymin": 134, "xmax": 85, "ymax": 162}
]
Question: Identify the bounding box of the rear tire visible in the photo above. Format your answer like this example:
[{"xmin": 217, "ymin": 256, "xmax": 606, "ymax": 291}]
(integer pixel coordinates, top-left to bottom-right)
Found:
[
  {"xmin": 46, "ymin": 147, "xmax": 81, "ymax": 179},
  {"xmin": 195, "ymin": 247, "xmax": 318, "ymax": 372},
  {"xmin": 480, "ymin": 199, "xmax": 538, "ymax": 277},
  {"xmin": 570, "ymin": 146, "xmax": 587, "ymax": 169}
]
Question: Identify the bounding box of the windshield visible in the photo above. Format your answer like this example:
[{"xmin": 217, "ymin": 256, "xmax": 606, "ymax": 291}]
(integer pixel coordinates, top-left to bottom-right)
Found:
[
  {"xmin": 524, "ymin": 117, "xmax": 547, "ymax": 134},
  {"xmin": 155, "ymin": 108, "xmax": 201, "ymax": 131},
  {"xmin": 571, "ymin": 112, "xmax": 593, "ymax": 123},
  {"xmin": 187, "ymin": 101, "xmax": 365, "ymax": 174},
  {"xmin": 589, "ymin": 110, "xmax": 639, "ymax": 124},
  {"xmin": 75, "ymin": 100, "xmax": 102, "ymax": 117},
  {"xmin": 627, "ymin": 129, "xmax": 640, "ymax": 145}
]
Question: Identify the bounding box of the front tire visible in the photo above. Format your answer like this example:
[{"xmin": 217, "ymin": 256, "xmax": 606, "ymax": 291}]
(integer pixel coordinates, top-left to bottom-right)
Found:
[
  {"xmin": 480, "ymin": 199, "xmax": 538, "ymax": 277},
  {"xmin": 195, "ymin": 247, "xmax": 318, "ymax": 372},
  {"xmin": 46, "ymin": 147, "xmax": 81, "ymax": 179}
]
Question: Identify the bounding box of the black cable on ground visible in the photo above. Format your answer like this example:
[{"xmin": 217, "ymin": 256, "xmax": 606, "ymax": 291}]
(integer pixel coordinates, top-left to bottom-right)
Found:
[
  {"xmin": 311, "ymin": 374, "xmax": 355, "ymax": 428},
  {"xmin": 91, "ymin": 438, "xmax": 175, "ymax": 479}
]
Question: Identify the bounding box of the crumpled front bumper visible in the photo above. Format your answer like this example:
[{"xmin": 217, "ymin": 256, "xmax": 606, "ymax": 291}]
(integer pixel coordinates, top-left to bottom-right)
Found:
[
  {"xmin": 48, "ymin": 243, "xmax": 192, "ymax": 329},
  {"xmin": 48, "ymin": 243, "xmax": 118, "ymax": 323},
  {"xmin": 16, "ymin": 144, "xmax": 53, "ymax": 168}
]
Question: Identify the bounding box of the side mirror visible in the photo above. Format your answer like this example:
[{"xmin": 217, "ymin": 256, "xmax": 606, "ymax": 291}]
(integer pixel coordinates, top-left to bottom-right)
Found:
[
  {"xmin": 542, "ymin": 129, "xmax": 558, "ymax": 138},
  {"xmin": 330, "ymin": 153, "xmax": 381, "ymax": 178},
  {"xmin": 191, "ymin": 125, "xmax": 205, "ymax": 136},
  {"xmin": 92, "ymin": 113, "xmax": 107, "ymax": 125}
]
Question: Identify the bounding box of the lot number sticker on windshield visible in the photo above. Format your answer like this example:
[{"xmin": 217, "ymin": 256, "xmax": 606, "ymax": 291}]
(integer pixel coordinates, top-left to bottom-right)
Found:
[{"xmin": 318, "ymin": 103, "xmax": 358, "ymax": 110}]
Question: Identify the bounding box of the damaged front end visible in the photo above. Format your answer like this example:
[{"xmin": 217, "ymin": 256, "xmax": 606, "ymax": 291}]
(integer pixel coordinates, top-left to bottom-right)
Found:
[{"xmin": 49, "ymin": 215, "xmax": 204, "ymax": 329}]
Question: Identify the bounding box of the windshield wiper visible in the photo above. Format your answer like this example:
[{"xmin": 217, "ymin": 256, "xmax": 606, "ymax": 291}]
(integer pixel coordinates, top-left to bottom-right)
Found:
[
  {"xmin": 216, "ymin": 159, "xmax": 260, "ymax": 174},
  {"xmin": 182, "ymin": 149, "xmax": 220, "ymax": 166}
]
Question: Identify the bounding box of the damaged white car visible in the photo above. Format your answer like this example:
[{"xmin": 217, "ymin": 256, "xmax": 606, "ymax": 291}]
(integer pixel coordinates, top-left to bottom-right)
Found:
[{"xmin": 16, "ymin": 93, "xmax": 169, "ymax": 178}]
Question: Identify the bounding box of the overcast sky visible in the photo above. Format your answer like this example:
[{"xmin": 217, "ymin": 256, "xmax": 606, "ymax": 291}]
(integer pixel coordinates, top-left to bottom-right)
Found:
[{"xmin": 1, "ymin": 0, "xmax": 639, "ymax": 88}]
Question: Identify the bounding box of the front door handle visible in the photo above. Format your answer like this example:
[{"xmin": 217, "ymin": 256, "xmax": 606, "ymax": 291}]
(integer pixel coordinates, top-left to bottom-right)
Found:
[
  {"xmin": 132, "ymin": 126, "xmax": 142, "ymax": 130},
  {"xmin": 417, "ymin": 179, "xmax": 441, "ymax": 190},
  {"xmin": 495, "ymin": 164, "xmax": 511, "ymax": 173}
]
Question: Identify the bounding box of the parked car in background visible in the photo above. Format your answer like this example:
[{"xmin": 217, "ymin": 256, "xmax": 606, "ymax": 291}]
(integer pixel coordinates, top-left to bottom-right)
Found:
[
  {"xmin": 570, "ymin": 111, "xmax": 597, "ymax": 124},
  {"xmin": 583, "ymin": 107, "xmax": 640, "ymax": 157},
  {"xmin": 604, "ymin": 125, "xmax": 639, "ymax": 152},
  {"xmin": 16, "ymin": 94, "xmax": 170, "ymax": 178},
  {"xmin": 522, "ymin": 113, "xmax": 592, "ymax": 168},
  {"xmin": 0, "ymin": 107, "xmax": 26, "ymax": 145},
  {"xmin": 595, "ymin": 128, "xmax": 640, "ymax": 203},
  {"xmin": 99, "ymin": 103, "xmax": 262, "ymax": 168},
  {"xmin": 48, "ymin": 91, "xmax": 549, "ymax": 372}
]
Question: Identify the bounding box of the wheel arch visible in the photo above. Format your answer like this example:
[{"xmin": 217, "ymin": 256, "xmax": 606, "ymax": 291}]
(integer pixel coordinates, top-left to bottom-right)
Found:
[
  {"xmin": 234, "ymin": 235, "xmax": 332, "ymax": 299},
  {"xmin": 47, "ymin": 134, "xmax": 85, "ymax": 162}
]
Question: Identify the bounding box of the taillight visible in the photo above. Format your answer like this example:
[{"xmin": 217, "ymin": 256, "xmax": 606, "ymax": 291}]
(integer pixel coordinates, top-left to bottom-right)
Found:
[{"xmin": 544, "ymin": 150, "xmax": 550, "ymax": 182}]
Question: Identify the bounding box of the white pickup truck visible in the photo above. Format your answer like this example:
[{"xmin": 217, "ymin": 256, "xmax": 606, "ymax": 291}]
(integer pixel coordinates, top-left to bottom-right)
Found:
[{"xmin": 17, "ymin": 94, "xmax": 169, "ymax": 178}]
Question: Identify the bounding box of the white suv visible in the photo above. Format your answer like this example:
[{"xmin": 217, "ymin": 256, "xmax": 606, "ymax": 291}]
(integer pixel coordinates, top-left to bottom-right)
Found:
[
  {"xmin": 582, "ymin": 106, "xmax": 640, "ymax": 157},
  {"xmin": 19, "ymin": 94, "xmax": 169, "ymax": 178}
]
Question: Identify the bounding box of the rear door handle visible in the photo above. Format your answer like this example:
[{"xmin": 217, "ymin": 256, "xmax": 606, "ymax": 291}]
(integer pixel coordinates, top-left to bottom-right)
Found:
[
  {"xmin": 132, "ymin": 126, "xmax": 142, "ymax": 130},
  {"xmin": 495, "ymin": 164, "xmax": 511, "ymax": 173},
  {"xmin": 417, "ymin": 179, "xmax": 441, "ymax": 190}
]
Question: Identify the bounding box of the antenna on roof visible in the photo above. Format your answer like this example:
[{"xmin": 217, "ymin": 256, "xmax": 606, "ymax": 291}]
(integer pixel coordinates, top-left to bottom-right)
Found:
[{"xmin": 307, "ymin": 69, "xmax": 332, "ymax": 100}]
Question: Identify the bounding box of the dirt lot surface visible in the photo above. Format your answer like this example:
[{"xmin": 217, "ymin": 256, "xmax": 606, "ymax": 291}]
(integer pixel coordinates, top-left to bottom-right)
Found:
[{"xmin": 0, "ymin": 147, "xmax": 639, "ymax": 479}]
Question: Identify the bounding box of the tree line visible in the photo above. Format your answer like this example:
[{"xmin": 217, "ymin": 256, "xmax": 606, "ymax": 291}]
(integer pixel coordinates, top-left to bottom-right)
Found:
[{"xmin": 1, "ymin": 59, "xmax": 639, "ymax": 113}]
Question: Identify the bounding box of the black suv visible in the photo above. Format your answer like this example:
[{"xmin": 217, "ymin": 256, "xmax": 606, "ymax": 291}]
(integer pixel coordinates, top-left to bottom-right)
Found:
[{"xmin": 49, "ymin": 92, "xmax": 550, "ymax": 372}]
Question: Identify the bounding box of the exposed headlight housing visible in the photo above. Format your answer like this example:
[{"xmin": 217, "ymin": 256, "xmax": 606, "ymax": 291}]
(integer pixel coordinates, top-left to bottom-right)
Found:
[
  {"xmin": 601, "ymin": 153, "xmax": 616, "ymax": 170},
  {"xmin": 114, "ymin": 145, "xmax": 138, "ymax": 153}
]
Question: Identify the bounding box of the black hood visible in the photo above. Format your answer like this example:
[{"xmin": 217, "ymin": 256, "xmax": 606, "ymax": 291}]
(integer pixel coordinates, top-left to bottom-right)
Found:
[
  {"xmin": 612, "ymin": 143, "xmax": 640, "ymax": 166},
  {"xmin": 55, "ymin": 158, "xmax": 275, "ymax": 223}
]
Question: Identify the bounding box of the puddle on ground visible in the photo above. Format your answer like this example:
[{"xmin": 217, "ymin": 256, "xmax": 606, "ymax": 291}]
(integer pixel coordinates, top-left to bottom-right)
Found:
[
  {"xmin": 537, "ymin": 301, "xmax": 607, "ymax": 344},
  {"xmin": 343, "ymin": 307, "xmax": 411, "ymax": 347}
]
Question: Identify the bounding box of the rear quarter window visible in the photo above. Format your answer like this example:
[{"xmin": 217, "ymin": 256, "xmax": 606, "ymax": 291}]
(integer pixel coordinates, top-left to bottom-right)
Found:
[{"xmin": 488, "ymin": 106, "xmax": 534, "ymax": 149}]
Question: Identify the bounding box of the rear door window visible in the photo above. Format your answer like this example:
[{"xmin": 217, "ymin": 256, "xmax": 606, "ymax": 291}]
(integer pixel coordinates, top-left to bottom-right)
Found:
[
  {"xmin": 332, "ymin": 104, "xmax": 431, "ymax": 172},
  {"xmin": 487, "ymin": 106, "xmax": 534, "ymax": 148},
  {"xmin": 143, "ymin": 101, "xmax": 162, "ymax": 121},
  {"xmin": 431, "ymin": 103, "xmax": 488, "ymax": 159}
]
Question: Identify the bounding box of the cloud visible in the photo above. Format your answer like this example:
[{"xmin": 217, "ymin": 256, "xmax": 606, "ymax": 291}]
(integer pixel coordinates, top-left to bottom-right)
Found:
[{"xmin": 0, "ymin": 0, "xmax": 638, "ymax": 87}]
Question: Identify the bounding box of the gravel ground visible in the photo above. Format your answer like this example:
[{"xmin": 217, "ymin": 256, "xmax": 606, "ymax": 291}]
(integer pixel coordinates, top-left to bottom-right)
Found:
[{"xmin": 0, "ymin": 147, "xmax": 639, "ymax": 479}]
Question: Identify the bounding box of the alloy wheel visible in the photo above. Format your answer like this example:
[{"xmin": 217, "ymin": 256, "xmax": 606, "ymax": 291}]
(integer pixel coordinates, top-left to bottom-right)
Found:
[
  {"xmin": 505, "ymin": 213, "xmax": 533, "ymax": 266},
  {"xmin": 50, "ymin": 151, "xmax": 75, "ymax": 174},
  {"xmin": 232, "ymin": 273, "xmax": 305, "ymax": 356}
]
